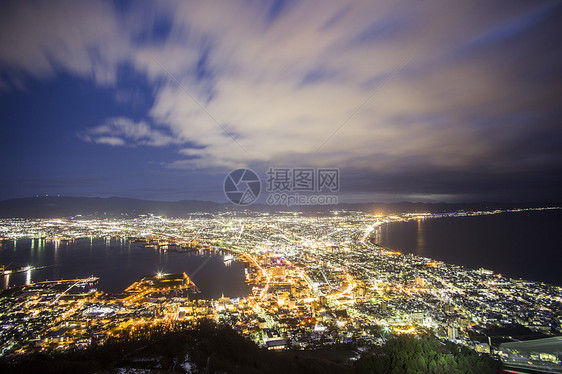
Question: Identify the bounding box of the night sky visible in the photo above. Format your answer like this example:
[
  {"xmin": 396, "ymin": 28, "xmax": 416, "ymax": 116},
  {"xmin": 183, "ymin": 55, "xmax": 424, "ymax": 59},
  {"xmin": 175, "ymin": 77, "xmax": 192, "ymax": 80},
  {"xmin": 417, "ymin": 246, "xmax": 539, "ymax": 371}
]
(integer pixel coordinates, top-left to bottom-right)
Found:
[{"xmin": 1, "ymin": 0, "xmax": 562, "ymax": 203}]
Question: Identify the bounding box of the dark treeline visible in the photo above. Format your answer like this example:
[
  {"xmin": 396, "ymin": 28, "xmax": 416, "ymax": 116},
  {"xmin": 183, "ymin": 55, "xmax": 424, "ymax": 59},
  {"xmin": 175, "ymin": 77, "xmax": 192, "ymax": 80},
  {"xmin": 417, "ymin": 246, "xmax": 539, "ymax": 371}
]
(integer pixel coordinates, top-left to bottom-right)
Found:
[
  {"xmin": 0, "ymin": 321, "xmax": 501, "ymax": 374},
  {"xmin": 355, "ymin": 335, "xmax": 501, "ymax": 374}
]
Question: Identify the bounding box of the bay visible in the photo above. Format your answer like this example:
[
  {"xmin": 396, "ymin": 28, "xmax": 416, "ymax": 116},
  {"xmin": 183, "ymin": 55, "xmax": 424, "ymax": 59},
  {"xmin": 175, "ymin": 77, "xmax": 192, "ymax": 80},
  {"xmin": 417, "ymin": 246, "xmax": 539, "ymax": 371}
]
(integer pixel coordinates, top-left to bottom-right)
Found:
[
  {"xmin": 0, "ymin": 238, "xmax": 250, "ymax": 299},
  {"xmin": 372, "ymin": 209, "xmax": 562, "ymax": 286}
]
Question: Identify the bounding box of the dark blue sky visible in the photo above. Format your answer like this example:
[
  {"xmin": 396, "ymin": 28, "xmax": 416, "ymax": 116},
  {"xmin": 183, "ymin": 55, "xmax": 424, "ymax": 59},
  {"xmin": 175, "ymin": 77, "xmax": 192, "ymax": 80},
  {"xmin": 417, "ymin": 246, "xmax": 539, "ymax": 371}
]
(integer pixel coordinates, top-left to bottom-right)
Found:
[{"xmin": 1, "ymin": 0, "xmax": 561, "ymax": 203}]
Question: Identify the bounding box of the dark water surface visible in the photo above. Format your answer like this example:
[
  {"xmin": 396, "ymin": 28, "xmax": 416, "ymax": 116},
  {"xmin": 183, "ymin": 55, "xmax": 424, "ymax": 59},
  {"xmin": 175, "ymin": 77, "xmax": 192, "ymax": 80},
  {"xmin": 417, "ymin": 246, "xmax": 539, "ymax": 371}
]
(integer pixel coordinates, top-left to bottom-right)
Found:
[
  {"xmin": 0, "ymin": 238, "xmax": 250, "ymax": 299},
  {"xmin": 372, "ymin": 209, "xmax": 562, "ymax": 286}
]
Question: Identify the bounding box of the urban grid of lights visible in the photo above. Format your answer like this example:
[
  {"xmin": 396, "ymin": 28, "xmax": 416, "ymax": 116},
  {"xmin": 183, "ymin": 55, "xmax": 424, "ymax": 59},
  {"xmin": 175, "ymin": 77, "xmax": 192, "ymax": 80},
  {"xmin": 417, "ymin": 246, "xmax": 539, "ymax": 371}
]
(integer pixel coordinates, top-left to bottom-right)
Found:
[{"xmin": 0, "ymin": 207, "xmax": 560, "ymax": 365}]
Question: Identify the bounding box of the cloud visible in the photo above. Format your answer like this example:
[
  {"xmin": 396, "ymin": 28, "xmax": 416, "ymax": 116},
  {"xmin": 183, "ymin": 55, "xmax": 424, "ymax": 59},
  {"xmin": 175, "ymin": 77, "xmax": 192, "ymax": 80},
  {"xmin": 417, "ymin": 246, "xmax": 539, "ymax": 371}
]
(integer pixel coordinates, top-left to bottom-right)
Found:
[
  {"xmin": 131, "ymin": 0, "xmax": 562, "ymax": 175},
  {"xmin": 79, "ymin": 117, "xmax": 179, "ymax": 147},
  {"xmin": 0, "ymin": 0, "xmax": 131, "ymax": 86},
  {"xmin": 114, "ymin": 89, "xmax": 145, "ymax": 107},
  {"xmin": 93, "ymin": 136, "xmax": 125, "ymax": 147},
  {"xmin": 2, "ymin": 0, "xmax": 562, "ymax": 200}
]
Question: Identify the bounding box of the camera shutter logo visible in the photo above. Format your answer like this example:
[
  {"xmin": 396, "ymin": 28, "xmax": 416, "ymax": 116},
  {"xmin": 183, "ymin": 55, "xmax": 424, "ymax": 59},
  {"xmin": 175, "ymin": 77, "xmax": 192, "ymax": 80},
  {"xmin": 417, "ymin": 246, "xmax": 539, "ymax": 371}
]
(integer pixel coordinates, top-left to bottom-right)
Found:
[{"xmin": 224, "ymin": 168, "xmax": 261, "ymax": 205}]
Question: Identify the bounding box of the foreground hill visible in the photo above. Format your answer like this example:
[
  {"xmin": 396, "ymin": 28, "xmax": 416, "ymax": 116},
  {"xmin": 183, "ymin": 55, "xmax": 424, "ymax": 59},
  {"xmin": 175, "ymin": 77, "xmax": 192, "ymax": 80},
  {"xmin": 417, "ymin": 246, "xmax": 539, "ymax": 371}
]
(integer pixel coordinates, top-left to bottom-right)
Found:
[
  {"xmin": 0, "ymin": 322, "xmax": 501, "ymax": 374},
  {"xmin": 1, "ymin": 323, "xmax": 351, "ymax": 374}
]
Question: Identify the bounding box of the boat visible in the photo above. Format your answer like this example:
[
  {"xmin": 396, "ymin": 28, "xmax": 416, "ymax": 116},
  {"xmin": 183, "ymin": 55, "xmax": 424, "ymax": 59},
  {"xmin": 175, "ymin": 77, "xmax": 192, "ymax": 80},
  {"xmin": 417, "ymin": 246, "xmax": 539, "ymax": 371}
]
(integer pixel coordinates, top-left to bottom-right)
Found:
[
  {"xmin": 223, "ymin": 254, "xmax": 235, "ymax": 264},
  {"xmin": 1, "ymin": 265, "xmax": 50, "ymax": 275}
]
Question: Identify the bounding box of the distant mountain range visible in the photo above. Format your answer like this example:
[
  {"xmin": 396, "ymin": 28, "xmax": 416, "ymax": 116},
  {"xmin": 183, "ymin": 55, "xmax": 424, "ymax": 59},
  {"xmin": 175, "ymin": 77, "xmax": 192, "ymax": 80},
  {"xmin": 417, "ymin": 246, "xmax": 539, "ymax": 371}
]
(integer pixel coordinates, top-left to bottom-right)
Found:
[{"xmin": 0, "ymin": 196, "xmax": 556, "ymax": 218}]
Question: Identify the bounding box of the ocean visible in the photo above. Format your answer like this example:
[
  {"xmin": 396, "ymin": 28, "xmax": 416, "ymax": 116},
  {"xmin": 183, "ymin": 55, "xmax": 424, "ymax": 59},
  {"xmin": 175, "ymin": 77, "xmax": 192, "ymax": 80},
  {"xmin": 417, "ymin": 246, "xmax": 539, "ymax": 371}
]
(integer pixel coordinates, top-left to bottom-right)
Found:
[{"xmin": 372, "ymin": 209, "xmax": 562, "ymax": 286}]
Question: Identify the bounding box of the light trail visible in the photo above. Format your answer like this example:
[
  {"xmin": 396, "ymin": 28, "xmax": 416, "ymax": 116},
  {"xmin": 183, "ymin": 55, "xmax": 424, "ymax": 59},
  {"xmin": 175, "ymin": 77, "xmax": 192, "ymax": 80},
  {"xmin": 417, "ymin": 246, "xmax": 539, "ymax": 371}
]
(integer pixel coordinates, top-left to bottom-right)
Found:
[
  {"xmin": 189, "ymin": 256, "xmax": 213, "ymax": 278},
  {"xmin": 49, "ymin": 276, "xmax": 98, "ymax": 306}
]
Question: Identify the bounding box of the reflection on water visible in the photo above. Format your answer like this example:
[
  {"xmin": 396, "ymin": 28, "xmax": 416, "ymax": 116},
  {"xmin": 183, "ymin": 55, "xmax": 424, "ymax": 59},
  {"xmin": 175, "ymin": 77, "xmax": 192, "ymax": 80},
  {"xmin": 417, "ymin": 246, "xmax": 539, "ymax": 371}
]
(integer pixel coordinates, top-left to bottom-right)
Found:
[
  {"xmin": 373, "ymin": 226, "xmax": 381, "ymax": 244},
  {"xmin": 1, "ymin": 238, "xmax": 250, "ymax": 300},
  {"xmin": 416, "ymin": 218, "xmax": 425, "ymax": 256}
]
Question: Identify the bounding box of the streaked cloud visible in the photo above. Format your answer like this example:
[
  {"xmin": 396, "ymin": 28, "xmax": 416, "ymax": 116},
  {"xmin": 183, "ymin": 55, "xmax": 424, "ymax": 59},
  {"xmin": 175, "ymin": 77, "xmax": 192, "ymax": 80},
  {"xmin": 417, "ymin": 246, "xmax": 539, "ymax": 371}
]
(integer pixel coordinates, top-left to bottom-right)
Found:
[
  {"xmin": 79, "ymin": 117, "xmax": 178, "ymax": 147},
  {"xmin": 0, "ymin": 0, "xmax": 130, "ymax": 85},
  {"xmin": 1, "ymin": 0, "xmax": 561, "ymax": 201}
]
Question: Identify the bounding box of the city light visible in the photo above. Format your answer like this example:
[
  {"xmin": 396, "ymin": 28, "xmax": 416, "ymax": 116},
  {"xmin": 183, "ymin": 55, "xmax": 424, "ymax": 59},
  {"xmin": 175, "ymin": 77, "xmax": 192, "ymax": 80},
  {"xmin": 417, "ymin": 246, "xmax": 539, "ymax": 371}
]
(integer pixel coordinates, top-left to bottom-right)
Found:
[{"xmin": 0, "ymin": 208, "xmax": 561, "ymax": 362}]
